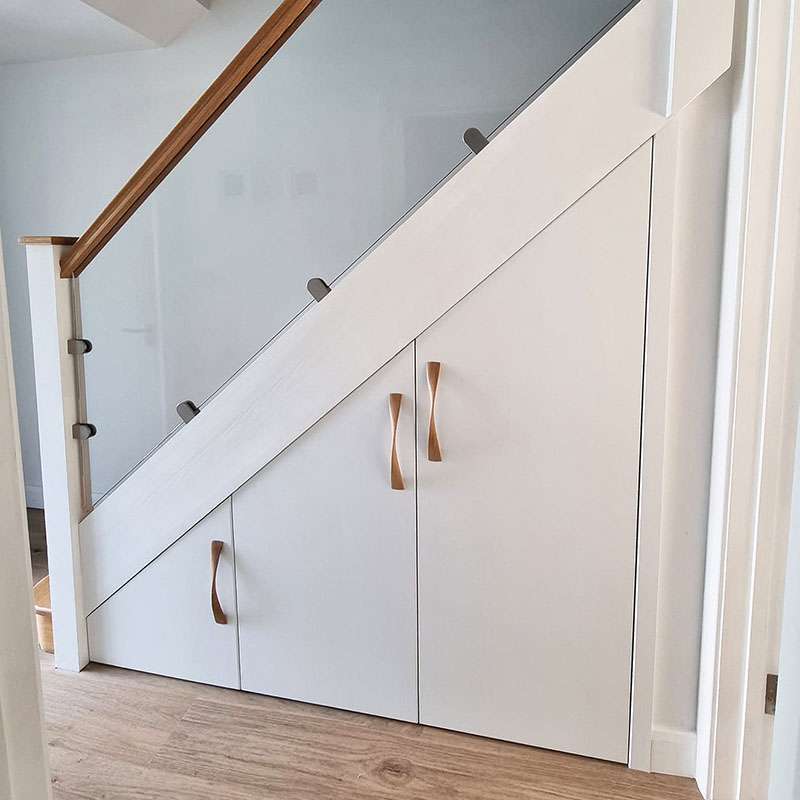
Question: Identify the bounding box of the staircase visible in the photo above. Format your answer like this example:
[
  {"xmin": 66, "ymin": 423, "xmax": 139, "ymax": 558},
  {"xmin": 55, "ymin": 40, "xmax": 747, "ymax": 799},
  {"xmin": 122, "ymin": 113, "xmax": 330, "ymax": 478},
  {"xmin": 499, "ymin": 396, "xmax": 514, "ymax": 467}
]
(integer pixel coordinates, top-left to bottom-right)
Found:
[{"xmin": 23, "ymin": 0, "xmax": 735, "ymax": 775}]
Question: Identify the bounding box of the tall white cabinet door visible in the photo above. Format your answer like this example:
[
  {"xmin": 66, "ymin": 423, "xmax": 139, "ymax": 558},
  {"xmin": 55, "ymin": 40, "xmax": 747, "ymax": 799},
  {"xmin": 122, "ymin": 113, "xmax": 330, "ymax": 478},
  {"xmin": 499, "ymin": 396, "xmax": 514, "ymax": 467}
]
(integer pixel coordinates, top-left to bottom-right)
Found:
[
  {"xmin": 87, "ymin": 500, "xmax": 239, "ymax": 689},
  {"xmin": 234, "ymin": 345, "xmax": 417, "ymax": 722},
  {"xmin": 416, "ymin": 144, "xmax": 651, "ymax": 762}
]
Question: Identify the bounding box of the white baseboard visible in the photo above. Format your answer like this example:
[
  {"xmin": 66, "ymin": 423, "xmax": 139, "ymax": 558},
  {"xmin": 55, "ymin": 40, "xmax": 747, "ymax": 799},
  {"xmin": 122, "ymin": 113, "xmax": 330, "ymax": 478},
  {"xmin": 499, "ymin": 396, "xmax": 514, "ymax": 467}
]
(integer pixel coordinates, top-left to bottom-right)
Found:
[
  {"xmin": 25, "ymin": 484, "xmax": 44, "ymax": 509},
  {"xmin": 651, "ymin": 726, "xmax": 697, "ymax": 779}
]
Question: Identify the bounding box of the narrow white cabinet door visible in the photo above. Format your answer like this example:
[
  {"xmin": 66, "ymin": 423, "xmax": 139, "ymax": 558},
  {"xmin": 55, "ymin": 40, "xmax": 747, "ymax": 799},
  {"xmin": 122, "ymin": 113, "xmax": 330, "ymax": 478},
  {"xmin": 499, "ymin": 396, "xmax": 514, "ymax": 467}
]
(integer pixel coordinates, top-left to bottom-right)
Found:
[
  {"xmin": 416, "ymin": 144, "xmax": 651, "ymax": 762},
  {"xmin": 234, "ymin": 345, "xmax": 417, "ymax": 722},
  {"xmin": 87, "ymin": 500, "xmax": 239, "ymax": 688}
]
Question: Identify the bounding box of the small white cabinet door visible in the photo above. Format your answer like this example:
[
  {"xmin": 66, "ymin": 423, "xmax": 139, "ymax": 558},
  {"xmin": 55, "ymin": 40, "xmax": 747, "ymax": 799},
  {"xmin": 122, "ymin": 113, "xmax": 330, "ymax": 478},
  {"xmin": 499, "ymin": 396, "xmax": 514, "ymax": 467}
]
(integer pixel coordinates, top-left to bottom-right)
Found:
[
  {"xmin": 416, "ymin": 144, "xmax": 651, "ymax": 762},
  {"xmin": 87, "ymin": 500, "xmax": 239, "ymax": 689},
  {"xmin": 234, "ymin": 345, "xmax": 417, "ymax": 722}
]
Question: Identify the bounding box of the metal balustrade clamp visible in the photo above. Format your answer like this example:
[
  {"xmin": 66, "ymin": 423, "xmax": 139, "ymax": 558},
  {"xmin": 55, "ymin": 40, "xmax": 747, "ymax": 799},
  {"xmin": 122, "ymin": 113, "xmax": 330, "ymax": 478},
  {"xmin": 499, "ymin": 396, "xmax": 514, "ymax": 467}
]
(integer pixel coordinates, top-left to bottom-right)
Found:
[
  {"xmin": 176, "ymin": 400, "xmax": 201, "ymax": 424},
  {"xmin": 464, "ymin": 127, "xmax": 489, "ymax": 155},
  {"xmin": 67, "ymin": 338, "xmax": 92, "ymax": 355},
  {"xmin": 307, "ymin": 278, "xmax": 331, "ymax": 302},
  {"xmin": 72, "ymin": 423, "xmax": 97, "ymax": 440}
]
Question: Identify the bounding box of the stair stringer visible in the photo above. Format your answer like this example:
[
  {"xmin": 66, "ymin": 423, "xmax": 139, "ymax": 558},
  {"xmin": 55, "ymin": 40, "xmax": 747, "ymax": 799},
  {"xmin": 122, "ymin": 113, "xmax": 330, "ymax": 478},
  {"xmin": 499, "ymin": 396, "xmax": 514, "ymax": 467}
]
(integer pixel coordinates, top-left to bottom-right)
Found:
[{"xmin": 79, "ymin": 0, "xmax": 734, "ymax": 613}]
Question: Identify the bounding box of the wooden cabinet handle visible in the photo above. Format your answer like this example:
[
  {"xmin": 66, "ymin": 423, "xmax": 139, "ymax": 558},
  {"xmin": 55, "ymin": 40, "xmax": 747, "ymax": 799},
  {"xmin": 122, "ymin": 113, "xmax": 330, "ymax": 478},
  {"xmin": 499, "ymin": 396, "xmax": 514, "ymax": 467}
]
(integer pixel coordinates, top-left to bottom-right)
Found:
[
  {"xmin": 426, "ymin": 362, "xmax": 442, "ymax": 462},
  {"xmin": 210, "ymin": 540, "xmax": 227, "ymax": 625},
  {"xmin": 389, "ymin": 393, "xmax": 405, "ymax": 490}
]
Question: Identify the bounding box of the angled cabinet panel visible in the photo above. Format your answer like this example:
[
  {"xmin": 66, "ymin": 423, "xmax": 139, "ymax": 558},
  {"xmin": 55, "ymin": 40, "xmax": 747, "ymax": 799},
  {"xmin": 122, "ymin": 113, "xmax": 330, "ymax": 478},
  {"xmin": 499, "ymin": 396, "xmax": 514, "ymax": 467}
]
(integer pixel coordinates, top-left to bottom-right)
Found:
[
  {"xmin": 234, "ymin": 345, "xmax": 417, "ymax": 722},
  {"xmin": 87, "ymin": 500, "xmax": 239, "ymax": 689},
  {"xmin": 416, "ymin": 144, "xmax": 652, "ymax": 761}
]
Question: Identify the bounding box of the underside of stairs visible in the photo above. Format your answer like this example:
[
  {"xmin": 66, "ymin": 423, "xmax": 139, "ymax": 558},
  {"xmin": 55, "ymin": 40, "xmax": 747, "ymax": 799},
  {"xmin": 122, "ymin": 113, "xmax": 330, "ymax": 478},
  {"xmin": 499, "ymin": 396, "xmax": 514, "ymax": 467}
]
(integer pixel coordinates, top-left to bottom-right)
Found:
[
  {"xmin": 21, "ymin": 0, "xmax": 735, "ymax": 779},
  {"xmin": 77, "ymin": 0, "xmax": 732, "ymax": 612}
]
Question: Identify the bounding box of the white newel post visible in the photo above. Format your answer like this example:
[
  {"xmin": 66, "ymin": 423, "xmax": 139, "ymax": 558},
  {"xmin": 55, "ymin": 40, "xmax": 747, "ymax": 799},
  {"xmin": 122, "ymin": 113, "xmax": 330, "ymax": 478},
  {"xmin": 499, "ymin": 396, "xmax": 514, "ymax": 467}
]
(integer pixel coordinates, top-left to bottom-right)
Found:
[{"xmin": 23, "ymin": 238, "xmax": 90, "ymax": 672}]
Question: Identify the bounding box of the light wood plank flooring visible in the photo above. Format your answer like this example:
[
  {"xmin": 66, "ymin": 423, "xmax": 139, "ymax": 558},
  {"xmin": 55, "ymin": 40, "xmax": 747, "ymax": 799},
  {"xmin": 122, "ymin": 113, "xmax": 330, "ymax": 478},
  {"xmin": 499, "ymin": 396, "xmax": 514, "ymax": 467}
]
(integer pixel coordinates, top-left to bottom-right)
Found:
[{"xmin": 39, "ymin": 654, "xmax": 702, "ymax": 800}]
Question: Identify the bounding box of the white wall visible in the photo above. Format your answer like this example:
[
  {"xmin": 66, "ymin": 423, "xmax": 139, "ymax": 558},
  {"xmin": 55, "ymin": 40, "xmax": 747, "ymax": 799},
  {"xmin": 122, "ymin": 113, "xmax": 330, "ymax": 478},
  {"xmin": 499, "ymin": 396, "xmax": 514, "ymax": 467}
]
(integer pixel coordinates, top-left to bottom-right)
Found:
[{"xmin": 0, "ymin": 0, "xmax": 734, "ymax": 764}]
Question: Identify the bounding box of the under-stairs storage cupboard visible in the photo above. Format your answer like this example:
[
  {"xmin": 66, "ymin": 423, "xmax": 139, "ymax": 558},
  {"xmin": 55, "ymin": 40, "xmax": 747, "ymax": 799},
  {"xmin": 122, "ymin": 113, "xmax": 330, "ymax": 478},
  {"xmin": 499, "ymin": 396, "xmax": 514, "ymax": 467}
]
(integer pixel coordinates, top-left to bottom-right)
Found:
[
  {"xmin": 233, "ymin": 345, "xmax": 419, "ymax": 722},
  {"xmin": 86, "ymin": 500, "xmax": 240, "ymax": 689},
  {"xmin": 85, "ymin": 144, "xmax": 651, "ymax": 763},
  {"xmin": 416, "ymin": 144, "xmax": 650, "ymax": 763}
]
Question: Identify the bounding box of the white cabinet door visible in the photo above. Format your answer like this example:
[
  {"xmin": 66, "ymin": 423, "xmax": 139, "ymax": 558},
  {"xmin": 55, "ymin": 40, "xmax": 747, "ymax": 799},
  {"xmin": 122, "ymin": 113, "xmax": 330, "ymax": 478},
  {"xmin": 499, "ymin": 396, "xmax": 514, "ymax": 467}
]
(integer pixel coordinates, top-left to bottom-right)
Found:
[
  {"xmin": 234, "ymin": 345, "xmax": 417, "ymax": 722},
  {"xmin": 87, "ymin": 500, "xmax": 239, "ymax": 689},
  {"xmin": 416, "ymin": 144, "xmax": 651, "ymax": 762}
]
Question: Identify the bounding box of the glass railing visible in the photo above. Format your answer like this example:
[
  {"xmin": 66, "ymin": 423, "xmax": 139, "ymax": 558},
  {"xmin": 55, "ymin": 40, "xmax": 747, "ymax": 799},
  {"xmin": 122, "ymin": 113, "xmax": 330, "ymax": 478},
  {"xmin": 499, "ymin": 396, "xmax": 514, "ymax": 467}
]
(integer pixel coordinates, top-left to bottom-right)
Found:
[{"xmin": 79, "ymin": 0, "xmax": 635, "ymax": 502}]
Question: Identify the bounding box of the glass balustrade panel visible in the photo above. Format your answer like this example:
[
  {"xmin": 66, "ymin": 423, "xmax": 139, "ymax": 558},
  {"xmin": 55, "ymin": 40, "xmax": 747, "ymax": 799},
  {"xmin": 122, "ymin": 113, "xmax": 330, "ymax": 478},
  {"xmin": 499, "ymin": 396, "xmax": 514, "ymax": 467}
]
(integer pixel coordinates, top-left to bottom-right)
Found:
[{"xmin": 80, "ymin": 0, "xmax": 635, "ymax": 501}]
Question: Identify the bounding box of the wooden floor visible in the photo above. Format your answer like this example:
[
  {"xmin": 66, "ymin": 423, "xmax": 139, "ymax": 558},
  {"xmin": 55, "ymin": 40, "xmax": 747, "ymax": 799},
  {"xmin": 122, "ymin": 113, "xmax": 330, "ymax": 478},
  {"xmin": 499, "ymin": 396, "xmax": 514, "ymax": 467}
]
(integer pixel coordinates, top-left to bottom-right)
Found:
[
  {"xmin": 39, "ymin": 654, "xmax": 703, "ymax": 800},
  {"xmin": 28, "ymin": 510, "xmax": 700, "ymax": 800},
  {"xmin": 29, "ymin": 508, "xmax": 700, "ymax": 799}
]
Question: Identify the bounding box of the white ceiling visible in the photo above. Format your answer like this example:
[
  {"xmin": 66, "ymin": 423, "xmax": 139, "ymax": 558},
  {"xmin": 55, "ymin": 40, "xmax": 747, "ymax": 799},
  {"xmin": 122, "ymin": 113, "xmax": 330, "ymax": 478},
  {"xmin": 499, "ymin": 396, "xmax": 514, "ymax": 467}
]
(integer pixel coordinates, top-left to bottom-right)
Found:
[{"xmin": 0, "ymin": 0, "xmax": 209, "ymax": 65}]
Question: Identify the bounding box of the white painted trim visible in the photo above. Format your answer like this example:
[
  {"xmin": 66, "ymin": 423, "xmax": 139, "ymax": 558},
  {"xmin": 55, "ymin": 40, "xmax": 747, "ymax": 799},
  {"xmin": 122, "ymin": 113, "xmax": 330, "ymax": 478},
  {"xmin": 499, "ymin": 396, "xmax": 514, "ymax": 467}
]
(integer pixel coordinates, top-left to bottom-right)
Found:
[
  {"xmin": 25, "ymin": 243, "xmax": 89, "ymax": 672},
  {"xmin": 79, "ymin": 0, "xmax": 733, "ymax": 617},
  {"xmin": 628, "ymin": 121, "xmax": 679, "ymax": 772},
  {"xmin": 666, "ymin": 0, "xmax": 736, "ymax": 115},
  {"xmin": 0, "ymin": 233, "xmax": 50, "ymax": 799},
  {"xmin": 750, "ymin": 6, "xmax": 800, "ymax": 794},
  {"xmin": 736, "ymin": 1, "xmax": 800, "ymax": 795},
  {"xmin": 696, "ymin": 0, "xmax": 800, "ymax": 797},
  {"xmin": 651, "ymin": 726, "xmax": 698, "ymax": 779},
  {"xmin": 25, "ymin": 484, "xmax": 44, "ymax": 509}
]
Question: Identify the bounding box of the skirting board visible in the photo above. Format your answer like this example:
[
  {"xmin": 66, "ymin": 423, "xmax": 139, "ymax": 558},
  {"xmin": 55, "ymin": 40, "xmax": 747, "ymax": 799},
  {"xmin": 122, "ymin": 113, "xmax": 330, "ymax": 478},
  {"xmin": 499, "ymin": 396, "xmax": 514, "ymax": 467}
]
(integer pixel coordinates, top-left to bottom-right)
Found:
[{"xmin": 651, "ymin": 725, "xmax": 697, "ymax": 779}]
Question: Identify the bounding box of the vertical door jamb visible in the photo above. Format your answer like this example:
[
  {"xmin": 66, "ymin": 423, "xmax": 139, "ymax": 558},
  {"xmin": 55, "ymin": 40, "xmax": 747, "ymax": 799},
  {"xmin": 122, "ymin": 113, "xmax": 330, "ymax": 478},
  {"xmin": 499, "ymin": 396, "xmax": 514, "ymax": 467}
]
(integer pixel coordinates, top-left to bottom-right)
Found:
[{"xmin": 629, "ymin": 122, "xmax": 680, "ymax": 772}]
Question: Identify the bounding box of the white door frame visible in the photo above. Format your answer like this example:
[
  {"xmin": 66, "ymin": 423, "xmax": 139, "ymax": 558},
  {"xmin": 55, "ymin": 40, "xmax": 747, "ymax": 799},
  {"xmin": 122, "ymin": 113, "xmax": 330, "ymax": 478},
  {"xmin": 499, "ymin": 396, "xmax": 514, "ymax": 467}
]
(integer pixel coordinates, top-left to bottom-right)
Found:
[
  {"xmin": 0, "ymin": 233, "xmax": 51, "ymax": 799},
  {"xmin": 696, "ymin": 0, "xmax": 800, "ymax": 797}
]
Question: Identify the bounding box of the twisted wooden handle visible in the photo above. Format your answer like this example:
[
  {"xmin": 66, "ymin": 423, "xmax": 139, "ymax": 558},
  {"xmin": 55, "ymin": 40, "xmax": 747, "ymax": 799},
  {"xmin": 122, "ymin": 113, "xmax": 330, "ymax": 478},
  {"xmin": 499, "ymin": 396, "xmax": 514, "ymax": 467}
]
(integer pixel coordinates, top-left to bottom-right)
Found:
[
  {"xmin": 426, "ymin": 362, "xmax": 442, "ymax": 462},
  {"xmin": 389, "ymin": 393, "xmax": 405, "ymax": 490},
  {"xmin": 210, "ymin": 540, "xmax": 227, "ymax": 625}
]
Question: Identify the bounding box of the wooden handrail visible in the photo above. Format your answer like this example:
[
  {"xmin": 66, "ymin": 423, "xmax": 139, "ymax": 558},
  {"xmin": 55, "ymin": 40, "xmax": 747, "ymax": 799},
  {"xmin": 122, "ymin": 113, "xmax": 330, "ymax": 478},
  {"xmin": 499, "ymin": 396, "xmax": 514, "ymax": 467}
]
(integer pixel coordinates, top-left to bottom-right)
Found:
[
  {"xmin": 20, "ymin": 236, "xmax": 78, "ymax": 246},
  {"xmin": 59, "ymin": 0, "xmax": 321, "ymax": 279}
]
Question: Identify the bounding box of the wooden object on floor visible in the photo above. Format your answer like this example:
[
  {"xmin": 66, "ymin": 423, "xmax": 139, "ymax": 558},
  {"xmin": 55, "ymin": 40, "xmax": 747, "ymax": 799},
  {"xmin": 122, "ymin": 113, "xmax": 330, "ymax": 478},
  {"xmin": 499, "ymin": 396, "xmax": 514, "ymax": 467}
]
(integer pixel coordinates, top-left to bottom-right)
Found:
[
  {"xmin": 59, "ymin": 0, "xmax": 321, "ymax": 279},
  {"xmin": 32, "ymin": 576, "xmax": 54, "ymax": 654},
  {"xmin": 27, "ymin": 508, "xmax": 48, "ymax": 586},
  {"xmin": 40, "ymin": 654, "xmax": 703, "ymax": 800}
]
